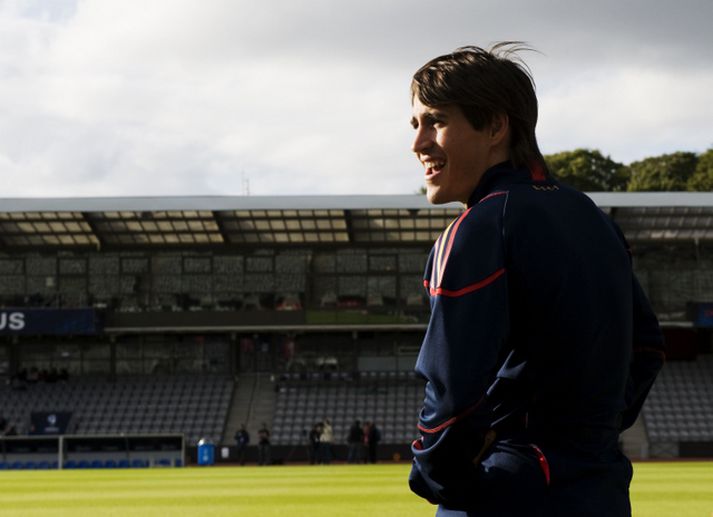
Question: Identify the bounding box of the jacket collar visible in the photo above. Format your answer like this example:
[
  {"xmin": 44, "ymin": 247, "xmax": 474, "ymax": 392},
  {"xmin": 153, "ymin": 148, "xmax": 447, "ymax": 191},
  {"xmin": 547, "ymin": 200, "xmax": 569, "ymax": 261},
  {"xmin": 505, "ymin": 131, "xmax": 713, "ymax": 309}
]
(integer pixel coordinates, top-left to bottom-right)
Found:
[{"xmin": 466, "ymin": 161, "xmax": 539, "ymax": 208}]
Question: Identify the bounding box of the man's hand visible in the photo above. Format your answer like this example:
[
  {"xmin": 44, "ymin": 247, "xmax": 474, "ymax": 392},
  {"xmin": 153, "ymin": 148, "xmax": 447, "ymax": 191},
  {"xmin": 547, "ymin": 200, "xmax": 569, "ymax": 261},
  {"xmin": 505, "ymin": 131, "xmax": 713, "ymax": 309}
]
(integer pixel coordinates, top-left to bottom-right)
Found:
[{"xmin": 473, "ymin": 429, "xmax": 497, "ymax": 465}]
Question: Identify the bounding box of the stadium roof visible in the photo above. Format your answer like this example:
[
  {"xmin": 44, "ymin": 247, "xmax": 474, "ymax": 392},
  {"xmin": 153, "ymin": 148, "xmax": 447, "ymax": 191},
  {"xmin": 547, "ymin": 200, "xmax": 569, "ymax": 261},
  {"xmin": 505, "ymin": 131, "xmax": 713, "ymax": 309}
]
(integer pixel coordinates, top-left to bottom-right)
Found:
[{"xmin": 0, "ymin": 193, "xmax": 711, "ymax": 249}]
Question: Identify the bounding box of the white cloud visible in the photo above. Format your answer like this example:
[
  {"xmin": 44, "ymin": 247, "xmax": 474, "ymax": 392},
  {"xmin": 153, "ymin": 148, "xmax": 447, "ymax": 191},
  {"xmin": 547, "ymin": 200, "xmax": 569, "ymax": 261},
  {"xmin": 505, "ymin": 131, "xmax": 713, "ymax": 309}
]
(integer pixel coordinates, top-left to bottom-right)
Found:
[
  {"xmin": 0, "ymin": 0, "xmax": 711, "ymax": 197},
  {"xmin": 539, "ymin": 65, "xmax": 713, "ymax": 163}
]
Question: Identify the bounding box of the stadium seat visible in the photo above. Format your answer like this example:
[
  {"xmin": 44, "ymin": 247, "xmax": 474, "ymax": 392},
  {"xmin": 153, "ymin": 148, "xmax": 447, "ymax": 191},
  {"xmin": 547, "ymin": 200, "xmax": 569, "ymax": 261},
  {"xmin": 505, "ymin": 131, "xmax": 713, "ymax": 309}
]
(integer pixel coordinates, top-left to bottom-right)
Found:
[
  {"xmin": 1, "ymin": 374, "xmax": 234, "ymax": 450},
  {"xmin": 643, "ymin": 356, "xmax": 713, "ymax": 443},
  {"xmin": 271, "ymin": 371, "xmax": 426, "ymax": 446}
]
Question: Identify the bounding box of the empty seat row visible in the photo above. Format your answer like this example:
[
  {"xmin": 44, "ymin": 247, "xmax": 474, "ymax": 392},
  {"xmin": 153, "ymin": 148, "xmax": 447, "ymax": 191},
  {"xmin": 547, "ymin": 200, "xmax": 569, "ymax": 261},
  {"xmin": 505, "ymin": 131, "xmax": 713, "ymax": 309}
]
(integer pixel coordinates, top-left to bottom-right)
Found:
[
  {"xmin": 271, "ymin": 375, "xmax": 425, "ymax": 445},
  {"xmin": 0, "ymin": 375, "xmax": 234, "ymax": 446},
  {"xmin": 643, "ymin": 356, "xmax": 713, "ymax": 443}
]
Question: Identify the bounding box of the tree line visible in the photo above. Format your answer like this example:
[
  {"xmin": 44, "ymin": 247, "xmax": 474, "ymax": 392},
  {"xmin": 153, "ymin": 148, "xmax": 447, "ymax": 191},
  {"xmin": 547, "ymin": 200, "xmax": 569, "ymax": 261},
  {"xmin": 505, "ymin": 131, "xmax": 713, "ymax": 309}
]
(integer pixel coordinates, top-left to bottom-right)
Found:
[{"xmin": 544, "ymin": 148, "xmax": 713, "ymax": 192}]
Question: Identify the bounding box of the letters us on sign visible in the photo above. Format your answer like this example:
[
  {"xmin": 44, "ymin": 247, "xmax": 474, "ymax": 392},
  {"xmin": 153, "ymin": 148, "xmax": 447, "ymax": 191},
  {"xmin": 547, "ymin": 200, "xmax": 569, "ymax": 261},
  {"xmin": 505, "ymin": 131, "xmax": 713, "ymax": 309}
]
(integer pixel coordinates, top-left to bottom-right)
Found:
[
  {"xmin": 0, "ymin": 312, "xmax": 25, "ymax": 331},
  {"xmin": 0, "ymin": 308, "xmax": 98, "ymax": 335}
]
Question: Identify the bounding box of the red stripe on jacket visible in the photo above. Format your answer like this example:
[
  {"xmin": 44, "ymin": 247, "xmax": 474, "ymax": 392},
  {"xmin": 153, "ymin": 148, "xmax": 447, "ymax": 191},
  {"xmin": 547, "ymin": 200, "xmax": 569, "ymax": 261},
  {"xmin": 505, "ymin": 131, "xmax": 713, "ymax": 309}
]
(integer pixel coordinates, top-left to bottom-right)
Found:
[
  {"xmin": 478, "ymin": 191, "xmax": 507, "ymax": 204},
  {"xmin": 417, "ymin": 395, "xmax": 486, "ymax": 434},
  {"xmin": 424, "ymin": 268, "xmax": 506, "ymax": 298}
]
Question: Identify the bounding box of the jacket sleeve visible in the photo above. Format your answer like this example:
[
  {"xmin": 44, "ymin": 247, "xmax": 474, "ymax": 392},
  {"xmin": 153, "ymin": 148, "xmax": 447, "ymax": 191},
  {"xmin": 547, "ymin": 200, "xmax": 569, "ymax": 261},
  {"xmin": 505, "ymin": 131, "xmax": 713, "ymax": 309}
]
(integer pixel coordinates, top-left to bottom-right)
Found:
[
  {"xmin": 607, "ymin": 219, "xmax": 666, "ymax": 430},
  {"xmin": 409, "ymin": 200, "xmax": 509, "ymax": 508},
  {"xmin": 620, "ymin": 273, "xmax": 666, "ymax": 430}
]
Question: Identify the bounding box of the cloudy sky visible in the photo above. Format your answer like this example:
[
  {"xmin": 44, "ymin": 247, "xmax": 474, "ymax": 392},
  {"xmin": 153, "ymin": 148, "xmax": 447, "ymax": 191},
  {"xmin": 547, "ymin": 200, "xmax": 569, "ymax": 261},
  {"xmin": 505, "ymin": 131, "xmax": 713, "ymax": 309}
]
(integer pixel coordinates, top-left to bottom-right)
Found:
[{"xmin": 0, "ymin": 0, "xmax": 711, "ymax": 197}]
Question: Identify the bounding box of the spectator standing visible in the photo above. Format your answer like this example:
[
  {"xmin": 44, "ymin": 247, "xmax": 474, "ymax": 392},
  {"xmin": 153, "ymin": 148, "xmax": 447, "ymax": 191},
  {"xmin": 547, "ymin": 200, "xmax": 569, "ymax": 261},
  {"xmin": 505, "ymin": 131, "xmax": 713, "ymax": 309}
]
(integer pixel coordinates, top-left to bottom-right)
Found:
[
  {"xmin": 318, "ymin": 418, "xmax": 333, "ymax": 464},
  {"xmin": 362, "ymin": 421, "xmax": 371, "ymax": 464},
  {"xmin": 257, "ymin": 422, "xmax": 271, "ymax": 466},
  {"xmin": 308, "ymin": 422, "xmax": 323, "ymax": 465},
  {"xmin": 234, "ymin": 424, "xmax": 250, "ymax": 465},
  {"xmin": 347, "ymin": 420, "xmax": 364, "ymax": 464},
  {"xmin": 366, "ymin": 421, "xmax": 381, "ymax": 463}
]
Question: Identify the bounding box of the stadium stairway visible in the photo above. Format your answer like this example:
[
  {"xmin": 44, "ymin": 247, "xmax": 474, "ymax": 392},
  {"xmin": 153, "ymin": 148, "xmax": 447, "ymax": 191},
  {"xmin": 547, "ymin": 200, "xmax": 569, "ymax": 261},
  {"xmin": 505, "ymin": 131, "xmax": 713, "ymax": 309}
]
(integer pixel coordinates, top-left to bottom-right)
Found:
[
  {"xmin": 222, "ymin": 373, "xmax": 276, "ymax": 446},
  {"xmin": 248, "ymin": 374, "xmax": 277, "ymax": 443},
  {"xmin": 223, "ymin": 374, "xmax": 253, "ymax": 445}
]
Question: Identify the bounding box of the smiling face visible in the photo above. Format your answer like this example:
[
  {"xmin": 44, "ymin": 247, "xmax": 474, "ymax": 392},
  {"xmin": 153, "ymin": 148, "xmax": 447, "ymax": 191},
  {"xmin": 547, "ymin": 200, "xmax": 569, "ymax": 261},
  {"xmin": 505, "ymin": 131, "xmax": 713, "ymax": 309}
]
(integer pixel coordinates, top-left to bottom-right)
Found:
[{"xmin": 411, "ymin": 97, "xmax": 509, "ymax": 205}]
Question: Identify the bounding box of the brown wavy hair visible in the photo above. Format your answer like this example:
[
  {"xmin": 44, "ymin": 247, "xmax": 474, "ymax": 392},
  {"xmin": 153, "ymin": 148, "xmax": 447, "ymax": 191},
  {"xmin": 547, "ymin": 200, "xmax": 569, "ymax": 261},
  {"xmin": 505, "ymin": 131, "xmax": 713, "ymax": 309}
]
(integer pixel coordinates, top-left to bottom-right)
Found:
[{"xmin": 411, "ymin": 42, "xmax": 547, "ymax": 173}]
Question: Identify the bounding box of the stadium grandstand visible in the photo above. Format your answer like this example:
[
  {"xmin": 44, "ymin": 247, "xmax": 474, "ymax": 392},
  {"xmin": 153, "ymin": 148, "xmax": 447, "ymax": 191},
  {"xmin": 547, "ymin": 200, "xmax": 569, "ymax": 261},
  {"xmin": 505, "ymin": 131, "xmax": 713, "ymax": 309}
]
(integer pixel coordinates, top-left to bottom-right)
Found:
[{"xmin": 0, "ymin": 192, "xmax": 712, "ymax": 468}]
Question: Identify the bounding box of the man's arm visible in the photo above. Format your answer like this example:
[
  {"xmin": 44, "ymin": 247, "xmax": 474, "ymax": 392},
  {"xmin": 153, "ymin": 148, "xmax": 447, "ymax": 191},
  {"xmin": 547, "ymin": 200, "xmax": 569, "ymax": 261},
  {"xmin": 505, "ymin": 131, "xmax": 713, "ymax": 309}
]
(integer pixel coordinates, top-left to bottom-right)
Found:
[
  {"xmin": 409, "ymin": 202, "xmax": 509, "ymax": 508},
  {"xmin": 620, "ymin": 273, "xmax": 665, "ymax": 430},
  {"xmin": 606, "ymin": 219, "xmax": 666, "ymax": 431}
]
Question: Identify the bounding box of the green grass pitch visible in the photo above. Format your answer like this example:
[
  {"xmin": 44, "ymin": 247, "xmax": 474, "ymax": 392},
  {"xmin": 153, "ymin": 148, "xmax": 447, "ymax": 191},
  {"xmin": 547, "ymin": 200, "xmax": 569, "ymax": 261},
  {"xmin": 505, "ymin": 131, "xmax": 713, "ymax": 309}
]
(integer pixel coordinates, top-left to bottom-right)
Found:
[{"xmin": 0, "ymin": 462, "xmax": 711, "ymax": 516}]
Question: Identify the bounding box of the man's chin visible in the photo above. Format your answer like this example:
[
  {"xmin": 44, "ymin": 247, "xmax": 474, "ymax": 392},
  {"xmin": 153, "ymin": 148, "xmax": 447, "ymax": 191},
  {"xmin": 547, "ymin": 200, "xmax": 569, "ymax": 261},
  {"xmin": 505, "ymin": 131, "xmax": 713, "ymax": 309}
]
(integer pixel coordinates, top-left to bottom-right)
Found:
[{"xmin": 426, "ymin": 188, "xmax": 450, "ymax": 205}]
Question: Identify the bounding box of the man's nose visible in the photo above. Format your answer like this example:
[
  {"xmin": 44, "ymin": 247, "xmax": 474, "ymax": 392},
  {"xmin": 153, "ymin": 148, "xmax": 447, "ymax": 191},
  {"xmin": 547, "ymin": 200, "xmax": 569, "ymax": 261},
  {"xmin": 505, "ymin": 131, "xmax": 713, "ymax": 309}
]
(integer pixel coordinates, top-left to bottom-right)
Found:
[{"xmin": 411, "ymin": 127, "xmax": 433, "ymax": 154}]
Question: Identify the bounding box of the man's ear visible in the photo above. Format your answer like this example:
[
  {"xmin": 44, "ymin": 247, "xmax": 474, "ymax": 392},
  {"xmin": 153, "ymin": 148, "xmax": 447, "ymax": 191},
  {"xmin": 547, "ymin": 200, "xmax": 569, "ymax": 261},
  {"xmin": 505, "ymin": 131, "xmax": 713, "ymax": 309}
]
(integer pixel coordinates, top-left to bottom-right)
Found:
[{"xmin": 490, "ymin": 113, "xmax": 510, "ymax": 145}]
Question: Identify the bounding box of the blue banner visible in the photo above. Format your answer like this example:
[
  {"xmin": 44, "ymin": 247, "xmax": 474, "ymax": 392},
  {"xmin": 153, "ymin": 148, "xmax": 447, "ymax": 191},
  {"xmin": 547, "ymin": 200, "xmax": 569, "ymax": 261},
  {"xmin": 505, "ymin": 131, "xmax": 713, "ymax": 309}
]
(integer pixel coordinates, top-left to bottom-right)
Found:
[
  {"xmin": 0, "ymin": 309, "xmax": 98, "ymax": 335},
  {"xmin": 30, "ymin": 411, "xmax": 73, "ymax": 435},
  {"xmin": 692, "ymin": 303, "xmax": 713, "ymax": 327}
]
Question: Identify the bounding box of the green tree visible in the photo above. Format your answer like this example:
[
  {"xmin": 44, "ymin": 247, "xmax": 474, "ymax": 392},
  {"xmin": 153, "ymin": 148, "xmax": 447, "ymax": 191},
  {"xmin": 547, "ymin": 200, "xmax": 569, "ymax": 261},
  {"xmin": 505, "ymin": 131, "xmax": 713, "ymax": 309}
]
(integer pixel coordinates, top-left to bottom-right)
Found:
[
  {"xmin": 544, "ymin": 149, "xmax": 628, "ymax": 192},
  {"xmin": 627, "ymin": 151, "xmax": 698, "ymax": 191},
  {"xmin": 687, "ymin": 148, "xmax": 713, "ymax": 191}
]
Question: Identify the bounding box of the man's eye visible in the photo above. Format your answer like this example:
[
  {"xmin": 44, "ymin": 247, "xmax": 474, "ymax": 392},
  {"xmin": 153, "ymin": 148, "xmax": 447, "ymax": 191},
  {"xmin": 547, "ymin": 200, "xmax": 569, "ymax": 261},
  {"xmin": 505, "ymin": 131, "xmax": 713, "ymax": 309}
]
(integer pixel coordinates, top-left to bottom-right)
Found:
[{"xmin": 426, "ymin": 115, "xmax": 444, "ymax": 127}]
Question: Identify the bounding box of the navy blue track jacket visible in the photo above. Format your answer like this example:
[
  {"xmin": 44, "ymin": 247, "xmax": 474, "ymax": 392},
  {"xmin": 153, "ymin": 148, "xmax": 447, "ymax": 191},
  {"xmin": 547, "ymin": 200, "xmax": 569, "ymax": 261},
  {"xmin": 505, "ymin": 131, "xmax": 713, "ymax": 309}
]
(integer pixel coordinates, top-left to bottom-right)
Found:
[{"xmin": 409, "ymin": 162, "xmax": 665, "ymax": 516}]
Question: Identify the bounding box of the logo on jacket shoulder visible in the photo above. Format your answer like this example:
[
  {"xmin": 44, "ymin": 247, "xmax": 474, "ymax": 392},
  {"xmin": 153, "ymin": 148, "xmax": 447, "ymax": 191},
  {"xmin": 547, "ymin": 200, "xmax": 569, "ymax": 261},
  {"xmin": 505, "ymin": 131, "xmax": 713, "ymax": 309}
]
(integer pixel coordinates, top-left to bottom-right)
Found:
[{"xmin": 531, "ymin": 185, "xmax": 559, "ymax": 192}]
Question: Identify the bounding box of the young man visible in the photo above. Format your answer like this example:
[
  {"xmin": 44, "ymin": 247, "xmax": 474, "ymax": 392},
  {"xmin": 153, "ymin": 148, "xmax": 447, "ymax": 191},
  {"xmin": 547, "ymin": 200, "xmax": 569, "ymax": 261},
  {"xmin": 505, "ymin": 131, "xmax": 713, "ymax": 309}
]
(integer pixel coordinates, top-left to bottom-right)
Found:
[{"xmin": 408, "ymin": 44, "xmax": 665, "ymax": 516}]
